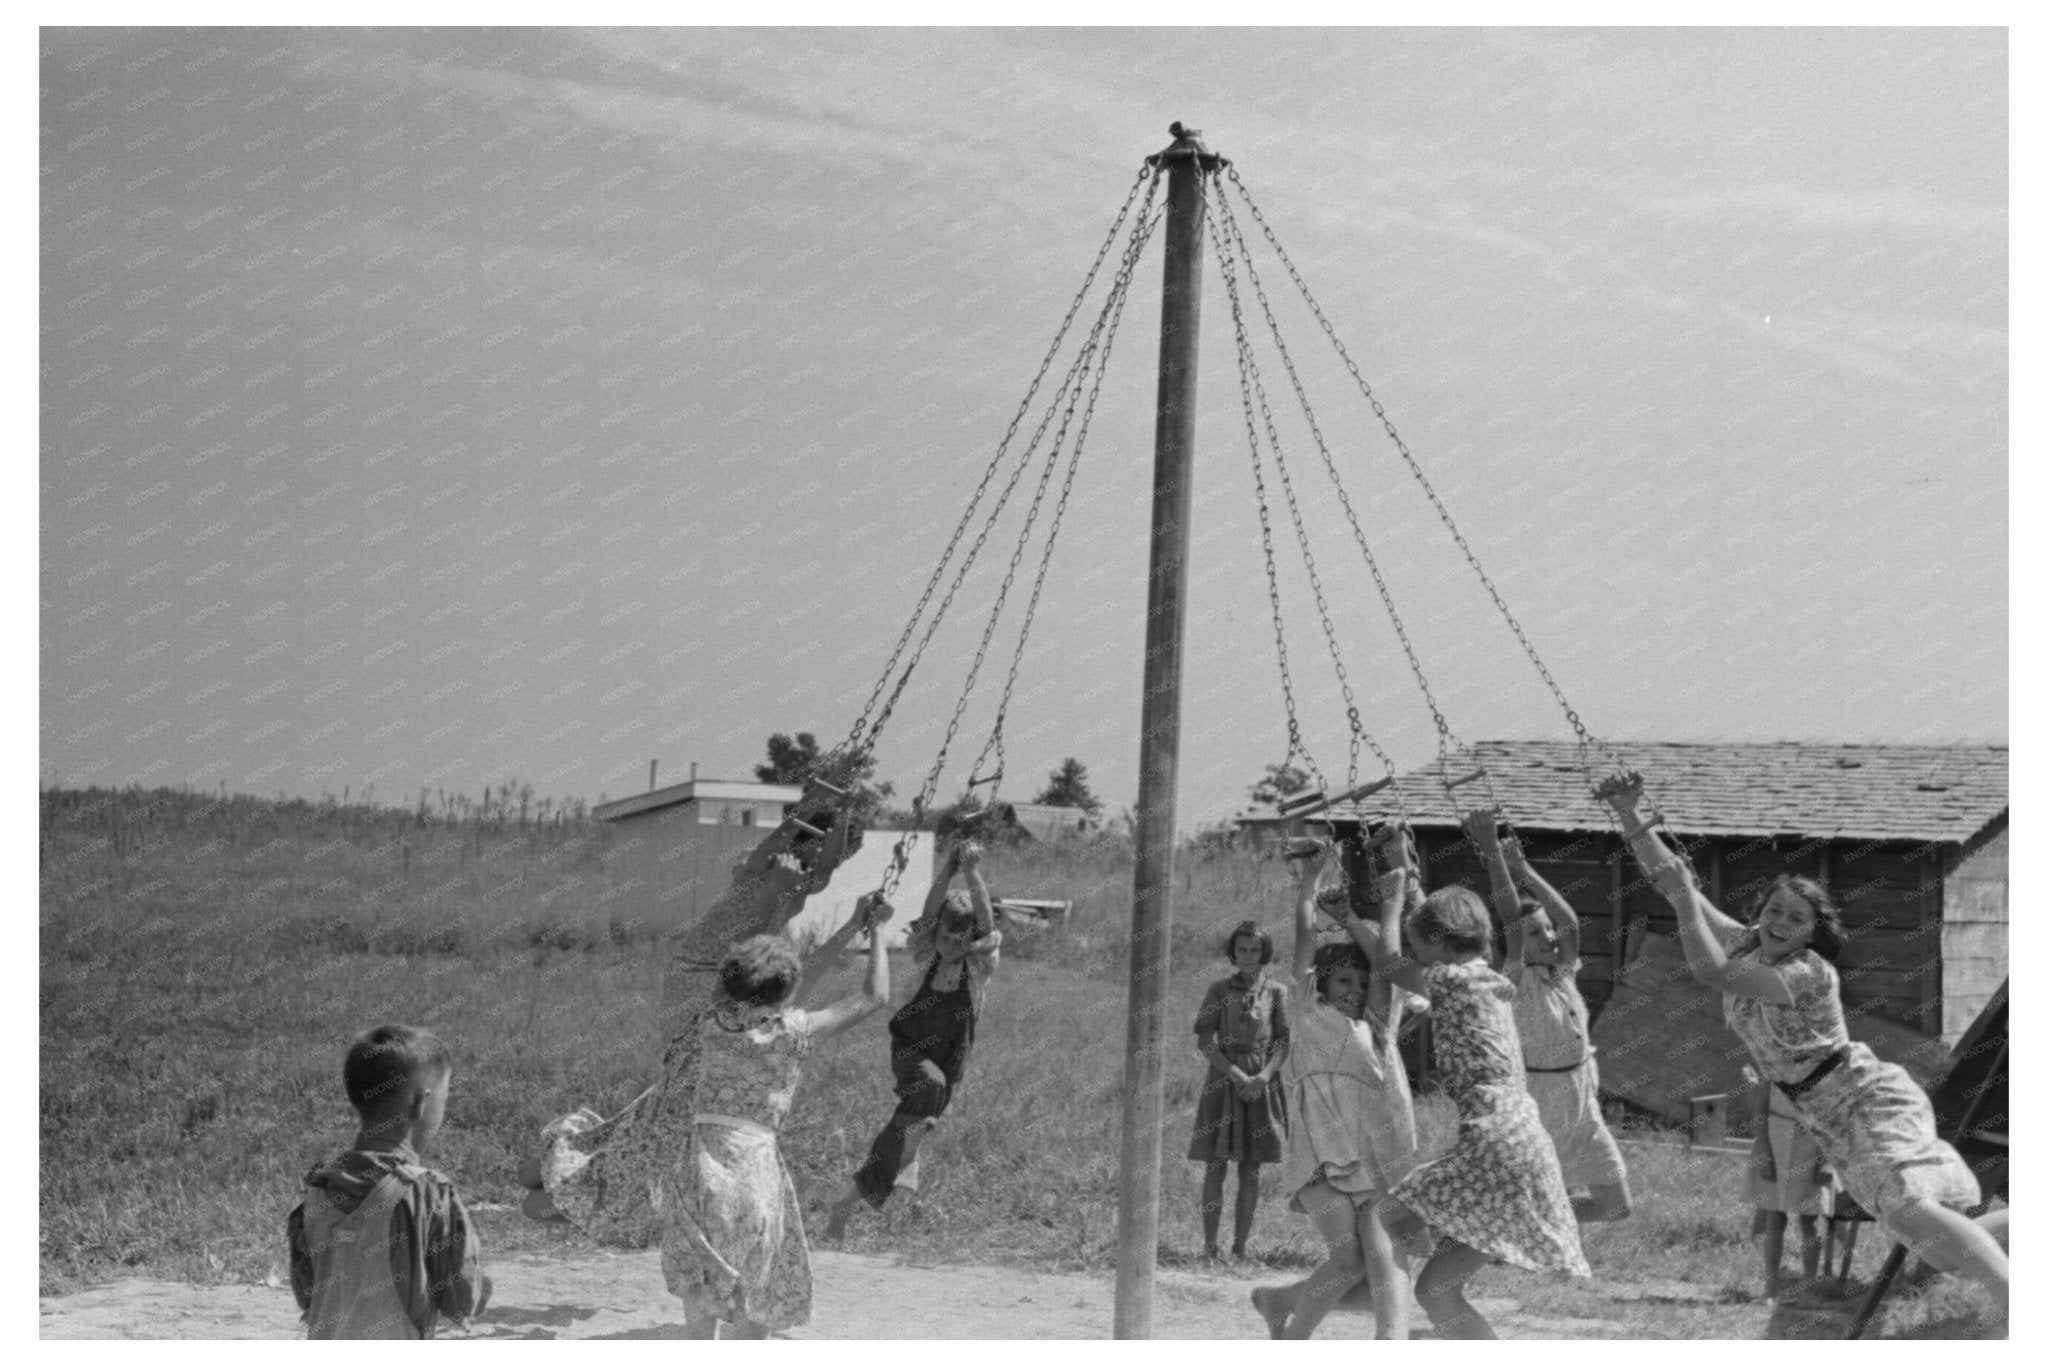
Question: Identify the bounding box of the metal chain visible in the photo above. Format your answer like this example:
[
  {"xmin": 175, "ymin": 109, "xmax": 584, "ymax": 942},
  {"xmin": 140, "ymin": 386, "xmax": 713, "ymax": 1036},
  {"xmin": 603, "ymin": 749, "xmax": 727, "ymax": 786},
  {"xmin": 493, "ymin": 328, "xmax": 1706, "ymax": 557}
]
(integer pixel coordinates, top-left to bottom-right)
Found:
[
  {"xmin": 1208, "ymin": 195, "xmax": 1322, "ymax": 797},
  {"xmin": 1222, "ymin": 168, "xmax": 1613, "ymax": 771},
  {"xmin": 966, "ymin": 206, "xmax": 1158, "ymax": 805},
  {"xmin": 1213, "ymin": 180, "xmax": 1466, "ymax": 812},
  {"xmin": 1208, "ymin": 193, "xmax": 1414, "ymax": 834},
  {"xmin": 839, "ymin": 165, "xmax": 1156, "ymax": 766},
  {"xmin": 861, "ymin": 175, "xmax": 1164, "ymax": 768},
  {"xmin": 1222, "ymin": 169, "xmax": 1701, "ymax": 856}
]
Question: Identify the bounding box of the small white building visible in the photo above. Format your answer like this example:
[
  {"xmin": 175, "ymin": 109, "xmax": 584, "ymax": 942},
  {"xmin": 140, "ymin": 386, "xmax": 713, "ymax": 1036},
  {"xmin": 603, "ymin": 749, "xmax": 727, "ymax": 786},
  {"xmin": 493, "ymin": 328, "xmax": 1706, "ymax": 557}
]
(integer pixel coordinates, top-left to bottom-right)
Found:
[{"xmin": 593, "ymin": 776, "xmax": 930, "ymax": 946}]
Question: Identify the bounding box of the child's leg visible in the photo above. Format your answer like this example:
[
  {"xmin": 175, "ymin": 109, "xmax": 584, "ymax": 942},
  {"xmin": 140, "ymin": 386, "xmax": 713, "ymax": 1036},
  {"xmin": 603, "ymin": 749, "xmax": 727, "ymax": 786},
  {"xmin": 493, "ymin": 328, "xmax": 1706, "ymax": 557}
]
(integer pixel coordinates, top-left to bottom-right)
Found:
[
  {"xmin": 1199, "ymin": 1161, "xmax": 1228, "ymax": 1255},
  {"xmin": 1760, "ymin": 1209, "xmax": 1788, "ymax": 1297},
  {"xmin": 1355, "ymin": 1195, "xmax": 1409, "ymax": 1341},
  {"xmin": 1411, "ymin": 1238, "xmax": 1496, "ymax": 1339},
  {"xmin": 1794, "ymin": 1215, "xmax": 1821, "ymax": 1282},
  {"xmin": 1230, "ymin": 1159, "xmax": 1261, "ymax": 1256},
  {"xmin": 1374, "ymin": 1193, "xmax": 1435, "ymax": 1262},
  {"xmin": 1885, "ymin": 1198, "xmax": 2009, "ymax": 1307},
  {"xmin": 1279, "ymin": 1183, "xmax": 1368, "ymax": 1340}
]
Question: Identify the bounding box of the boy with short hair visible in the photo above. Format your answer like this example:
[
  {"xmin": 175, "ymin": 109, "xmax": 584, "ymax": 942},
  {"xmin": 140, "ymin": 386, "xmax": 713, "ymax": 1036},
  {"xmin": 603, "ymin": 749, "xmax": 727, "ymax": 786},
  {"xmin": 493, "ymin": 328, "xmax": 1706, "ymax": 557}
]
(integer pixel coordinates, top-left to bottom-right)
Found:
[{"xmin": 287, "ymin": 1023, "xmax": 489, "ymax": 1338}]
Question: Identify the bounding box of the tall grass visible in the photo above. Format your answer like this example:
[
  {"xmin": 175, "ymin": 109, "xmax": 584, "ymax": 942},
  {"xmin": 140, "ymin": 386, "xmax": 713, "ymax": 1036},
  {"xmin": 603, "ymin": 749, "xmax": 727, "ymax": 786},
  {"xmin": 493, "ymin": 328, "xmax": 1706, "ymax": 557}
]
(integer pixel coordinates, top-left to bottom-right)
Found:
[{"xmin": 38, "ymin": 786, "xmax": 1994, "ymax": 1336}]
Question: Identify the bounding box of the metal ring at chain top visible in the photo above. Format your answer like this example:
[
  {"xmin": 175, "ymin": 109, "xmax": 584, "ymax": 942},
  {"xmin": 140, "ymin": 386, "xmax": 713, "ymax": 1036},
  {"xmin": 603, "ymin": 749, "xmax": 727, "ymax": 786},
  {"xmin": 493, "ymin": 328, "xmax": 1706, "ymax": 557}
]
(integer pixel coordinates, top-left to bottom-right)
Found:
[
  {"xmin": 839, "ymin": 166, "xmax": 1157, "ymax": 766},
  {"xmin": 1222, "ymin": 167, "xmax": 1616, "ymax": 775}
]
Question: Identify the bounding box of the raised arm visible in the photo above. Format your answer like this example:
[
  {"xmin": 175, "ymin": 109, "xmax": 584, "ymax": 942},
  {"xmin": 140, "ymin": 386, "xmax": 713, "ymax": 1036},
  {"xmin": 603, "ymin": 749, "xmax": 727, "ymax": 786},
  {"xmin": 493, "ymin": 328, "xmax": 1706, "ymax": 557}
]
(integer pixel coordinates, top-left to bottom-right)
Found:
[
  {"xmin": 957, "ymin": 841, "xmax": 996, "ymax": 937},
  {"xmin": 806, "ymin": 893, "xmax": 896, "ymax": 1040},
  {"xmin": 1287, "ymin": 840, "xmax": 1325, "ymax": 985},
  {"xmin": 918, "ymin": 841, "xmax": 960, "ymax": 926},
  {"xmin": 1345, "ymin": 826, "xmax": 1432, "ymax": 996},
  {"xmin": 1596, "ymin": 773, "xmax": 1793, "ymax": 1005},
  {"xmin": 1463, "ymin": 808, "xmax": 1525, "ymax": 980},
  {"xmin": 1502, "ymin": 831, "xmax": 1578, "ymax": 965}
]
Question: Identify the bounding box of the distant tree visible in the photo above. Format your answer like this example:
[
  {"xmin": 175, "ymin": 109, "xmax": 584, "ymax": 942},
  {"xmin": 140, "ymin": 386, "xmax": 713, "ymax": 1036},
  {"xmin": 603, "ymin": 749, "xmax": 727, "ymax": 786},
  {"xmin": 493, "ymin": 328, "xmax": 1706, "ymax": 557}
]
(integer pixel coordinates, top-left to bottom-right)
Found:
[
  {"xmin": 1034, "ymin": 757, "xmax": 1103, "ymax": 817},
  {"xmin": 754, "ymin": 731, "xmax": 894, "ymax": 825},
  {"xmin": 1249, "ymin": 761, "xmax": 1314, "ymax": 807}
]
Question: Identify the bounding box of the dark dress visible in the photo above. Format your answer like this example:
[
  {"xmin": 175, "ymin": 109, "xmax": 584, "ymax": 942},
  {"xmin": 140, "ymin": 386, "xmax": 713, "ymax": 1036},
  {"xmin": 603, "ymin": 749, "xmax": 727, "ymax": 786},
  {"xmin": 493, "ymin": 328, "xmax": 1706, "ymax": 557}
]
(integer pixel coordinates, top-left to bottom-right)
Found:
[
  {"xmin": 850, "ymin": 938, "xmax": 993, "ymax": 1208},
  {"xmin": 1186, "ymin": 970, "xmax": 1290, "ymax": 1165}
]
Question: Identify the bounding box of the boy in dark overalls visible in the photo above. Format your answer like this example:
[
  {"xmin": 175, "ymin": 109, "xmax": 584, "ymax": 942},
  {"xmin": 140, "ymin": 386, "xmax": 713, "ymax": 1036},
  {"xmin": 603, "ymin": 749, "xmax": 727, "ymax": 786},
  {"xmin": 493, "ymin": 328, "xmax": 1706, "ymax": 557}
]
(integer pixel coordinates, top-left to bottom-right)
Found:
[{"xmin": 823, "ymin": 840, "xmax": 1000, "ymax": 1240}]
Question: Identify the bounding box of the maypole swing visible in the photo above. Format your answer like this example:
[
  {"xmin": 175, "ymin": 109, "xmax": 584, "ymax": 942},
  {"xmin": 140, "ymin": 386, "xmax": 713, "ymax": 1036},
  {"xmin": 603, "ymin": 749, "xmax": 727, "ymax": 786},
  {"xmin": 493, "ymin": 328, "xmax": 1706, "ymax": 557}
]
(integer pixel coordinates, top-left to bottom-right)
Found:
[{"xmin": 790, "ymin": 124, "xmax": 1684, "ymax": 1336}]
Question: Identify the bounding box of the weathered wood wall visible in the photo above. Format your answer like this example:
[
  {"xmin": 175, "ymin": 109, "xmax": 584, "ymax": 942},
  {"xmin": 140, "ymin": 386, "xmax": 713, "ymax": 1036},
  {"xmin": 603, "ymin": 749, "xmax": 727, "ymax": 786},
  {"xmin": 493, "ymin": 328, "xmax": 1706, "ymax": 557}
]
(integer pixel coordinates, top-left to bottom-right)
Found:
[{"xmin": 1942, "ymin": 824, "xmax": 2008, "ymax": 1043}]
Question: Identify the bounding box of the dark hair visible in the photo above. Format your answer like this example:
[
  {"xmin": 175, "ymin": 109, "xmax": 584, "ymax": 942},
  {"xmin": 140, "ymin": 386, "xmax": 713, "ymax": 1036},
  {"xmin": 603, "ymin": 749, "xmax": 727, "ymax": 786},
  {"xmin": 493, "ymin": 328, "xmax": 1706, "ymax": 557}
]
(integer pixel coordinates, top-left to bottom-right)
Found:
[
  {"xmin": 1222, "ymin": 919, "xmax": 1274, "ymax": 965},
  {"xmin": 1751, "ymin": 875, "xmax": 1845, "ymax": 963},
  {"xmin": 1408, "ymin": 886, "xmax": 1491, "ymax": 956},
  {"xmin": 718, "ymin": 934, "xmax": 804, "ymax": 1007},
  {"xmin": 343, "ymin": 1024, "xmax": 451, "ymax": 1119},
  {"xmin": 1311, "ymin": 940, "xmax": 1372, "ymax": 1000}
]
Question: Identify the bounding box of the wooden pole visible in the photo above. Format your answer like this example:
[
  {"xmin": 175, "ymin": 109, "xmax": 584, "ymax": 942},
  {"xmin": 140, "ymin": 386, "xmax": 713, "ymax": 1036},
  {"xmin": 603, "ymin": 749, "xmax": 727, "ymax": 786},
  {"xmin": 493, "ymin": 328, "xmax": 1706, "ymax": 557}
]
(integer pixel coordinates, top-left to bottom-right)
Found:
[{"xmin": 1114, "ymin": 122, "xmax": 1218, "ymax": 1340}]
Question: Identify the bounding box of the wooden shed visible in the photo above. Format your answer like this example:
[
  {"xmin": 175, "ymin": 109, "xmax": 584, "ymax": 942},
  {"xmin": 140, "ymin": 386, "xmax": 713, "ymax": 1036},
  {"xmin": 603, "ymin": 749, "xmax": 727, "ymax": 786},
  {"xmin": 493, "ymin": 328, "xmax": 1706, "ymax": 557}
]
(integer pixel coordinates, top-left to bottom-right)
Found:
[{"xmin": 1244, "ymin": 740, "xmax": 2007, "ymax": 1119}]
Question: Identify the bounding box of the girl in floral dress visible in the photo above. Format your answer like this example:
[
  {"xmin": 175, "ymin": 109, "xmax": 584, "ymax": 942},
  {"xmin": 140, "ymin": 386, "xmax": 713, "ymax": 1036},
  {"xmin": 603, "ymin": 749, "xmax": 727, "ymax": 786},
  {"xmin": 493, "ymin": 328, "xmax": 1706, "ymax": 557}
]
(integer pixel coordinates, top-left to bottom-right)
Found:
[
  {"xmin": 1249, "ymin": 841, "xmax": 1417, "ymax": 1340},
  {"xmin": 1187, "ymin": 918, "xmax": 1290, "ymax": 1261},
  {"xmin": 1345, "ymin": 828, "xmax": 1588, "ymax": 1340},
  {"xmin": 1598, "ymin": 772, "xmax": 2006, "ymax": 1323},
  {"xmin": 1465, "ymin": 809, "xmax": 1632, "ymax": 1225},
  {"xmin": 663, "ymin": 900, "xmax": 894, "ymax": 1337},
  {"xmin": 527, "ymin": 796, "xmax": 860, "ymax": 1243}
]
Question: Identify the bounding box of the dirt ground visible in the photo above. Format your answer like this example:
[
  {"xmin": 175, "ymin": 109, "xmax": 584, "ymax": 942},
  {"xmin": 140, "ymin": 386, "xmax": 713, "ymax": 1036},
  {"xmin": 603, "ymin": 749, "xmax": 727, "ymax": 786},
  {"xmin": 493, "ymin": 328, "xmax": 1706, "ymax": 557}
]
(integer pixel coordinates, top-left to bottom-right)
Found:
[{"xmin": 41, "ymin": 1243, "xmax": 1784, "ymax": 1340}]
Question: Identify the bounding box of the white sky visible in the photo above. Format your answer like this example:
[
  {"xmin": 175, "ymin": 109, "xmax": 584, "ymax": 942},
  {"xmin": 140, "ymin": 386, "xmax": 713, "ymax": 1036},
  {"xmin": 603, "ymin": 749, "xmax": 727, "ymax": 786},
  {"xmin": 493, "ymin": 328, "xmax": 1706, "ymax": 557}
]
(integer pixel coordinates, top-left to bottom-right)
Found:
[{"xmin": 35, "ymin": 24, "xmax": 2011, "ymax": 827}]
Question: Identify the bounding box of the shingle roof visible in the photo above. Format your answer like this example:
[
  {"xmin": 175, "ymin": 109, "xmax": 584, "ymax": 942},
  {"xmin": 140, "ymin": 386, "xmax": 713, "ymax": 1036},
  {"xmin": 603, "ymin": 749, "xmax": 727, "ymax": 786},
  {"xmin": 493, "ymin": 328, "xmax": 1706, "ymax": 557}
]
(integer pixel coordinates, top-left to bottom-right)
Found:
[{"xmin": 1257, "ymin": 739, "xmax": 2007, "ymax": 844}]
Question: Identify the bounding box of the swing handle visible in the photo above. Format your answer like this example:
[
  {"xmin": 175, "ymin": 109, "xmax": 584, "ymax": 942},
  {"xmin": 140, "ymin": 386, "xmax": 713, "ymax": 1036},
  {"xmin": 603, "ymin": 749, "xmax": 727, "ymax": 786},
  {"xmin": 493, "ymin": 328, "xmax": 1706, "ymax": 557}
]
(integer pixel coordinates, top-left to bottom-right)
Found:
[
  {"xmin": 966, "ymin": 771, "xmax": 1004, "ymax": 788},
  {"xmin": 1443, "ymin": 767, "xmax": 1488, "ymax": 791}
]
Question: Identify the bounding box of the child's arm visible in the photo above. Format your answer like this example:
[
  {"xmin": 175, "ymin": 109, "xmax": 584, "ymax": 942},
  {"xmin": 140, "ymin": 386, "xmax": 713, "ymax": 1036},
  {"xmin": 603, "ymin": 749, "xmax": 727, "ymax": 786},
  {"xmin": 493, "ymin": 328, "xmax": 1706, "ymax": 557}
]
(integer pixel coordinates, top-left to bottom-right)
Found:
[
  {"xmin": 1503, "ymin": 831, "xmax": 1579, "ymax": 964},
  {"xmin": 1463, "ymin": 807, "xmax": 1525, "ymax": 981},
  {"xmin": 1346, "ymin": 828, "xmax": 1432, "ymax": 996},
  {"xmin": 422, "ymin": 1181, "xmax": 488, "ymax": 1327},
  {"xmin": 1193, "ymin": 984, "xmax": 1250, "ymax": 1086},
  {"xmin": 285, "ymin": 1202, "xmax": 314, "ymax": 1315},
  {"xmin": 805, "ymin": 893, "xmax": 897, "ymax": 1041},
  {"xmin": 1287, "ymin": 842, "xmax": 1325, "ymax": 987},
  {"xmin": 958, "ymin": 841, "xmax": 995, "ymax": 938},
  {"xmin": 1597, "ymin": 772, "xmax": 1794, "ymax": 1004}
]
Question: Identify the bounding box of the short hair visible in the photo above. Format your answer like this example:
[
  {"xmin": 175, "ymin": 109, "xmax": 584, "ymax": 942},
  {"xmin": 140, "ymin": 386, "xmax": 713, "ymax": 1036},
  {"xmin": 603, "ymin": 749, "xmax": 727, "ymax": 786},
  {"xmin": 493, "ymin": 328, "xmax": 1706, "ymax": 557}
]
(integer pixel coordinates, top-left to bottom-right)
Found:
[
  {"xmin": 1408, "ymin": 886, "xmax": 1491, "ymax": 956},
  {"xmin": 1222, "ymin": 919, "xmax": 1275, "ymax": 965},
  {"xmin": 1751, "ymin": 875, "xmax": 1845, "ymax": 963},
  {"xmin": 937, "ymin": 889, "xmax": 976, "ymax": 933},
  {"xmin": 343, "ymin": 1024, "xmax": 451, "ymax": 1119},
  {"xmin": 1311, "ymin": 940, "xmax": 1372, "ymax": 1000},
  {"xmin": 718, "ymin": 933, "xmax": 803, "ymax": 1007}
]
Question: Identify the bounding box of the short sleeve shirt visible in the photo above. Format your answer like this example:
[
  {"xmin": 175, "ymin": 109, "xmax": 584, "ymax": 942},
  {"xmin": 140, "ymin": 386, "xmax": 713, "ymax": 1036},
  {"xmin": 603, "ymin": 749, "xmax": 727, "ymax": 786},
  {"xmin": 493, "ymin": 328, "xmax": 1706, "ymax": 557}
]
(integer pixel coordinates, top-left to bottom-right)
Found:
[{"xmin": 1719, "ymin": 929, "xmax": 1848, "ymax": 1085}]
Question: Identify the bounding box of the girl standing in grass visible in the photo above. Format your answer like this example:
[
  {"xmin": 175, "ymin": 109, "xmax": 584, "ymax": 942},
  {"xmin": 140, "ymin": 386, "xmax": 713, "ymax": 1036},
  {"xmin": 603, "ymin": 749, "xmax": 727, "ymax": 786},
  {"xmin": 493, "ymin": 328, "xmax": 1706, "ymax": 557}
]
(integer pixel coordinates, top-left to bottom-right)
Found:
[
  {"xmin": 1346, "ymin": 828, "xmax": 1589, "ymax": 1340},
  {"xmin": 1597, "ymin": 771, "xmax": 2006, "ymax": 1324},
  {"xmin": 1188, "ymin": 918, "xmax": 1290, "ymax": 1262},
  {"xmin": 1250, "ymin": 840, "xmax": 1417, "ymax": 1340},
  {"xmin": 1743, "ymin": 1067, "xmax": 1833, "ymax": 1301},
  {"xmin": 1464, "ymin": 809, "xmax": 1632, "ymax": 1226}
]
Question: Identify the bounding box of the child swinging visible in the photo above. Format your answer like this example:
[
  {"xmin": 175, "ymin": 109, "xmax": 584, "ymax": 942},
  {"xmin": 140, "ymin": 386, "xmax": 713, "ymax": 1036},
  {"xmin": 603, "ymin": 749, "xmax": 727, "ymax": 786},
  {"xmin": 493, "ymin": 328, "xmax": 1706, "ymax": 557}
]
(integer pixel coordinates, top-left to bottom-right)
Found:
[
  {"xmin": 1464, "ymin": 808, "xmax": 1632, "ymax": 1225},
  {"xmin": 1249, "ymin": 837, "xmax": 1419, "ymax": 1340},
  {"xmin": 822, "ymin": 838, "xmax": 1001, "ymax": 1240},
  {"xmin": 1344, "ymin": 825, "xmax": 1590, "ymax": 1339}
]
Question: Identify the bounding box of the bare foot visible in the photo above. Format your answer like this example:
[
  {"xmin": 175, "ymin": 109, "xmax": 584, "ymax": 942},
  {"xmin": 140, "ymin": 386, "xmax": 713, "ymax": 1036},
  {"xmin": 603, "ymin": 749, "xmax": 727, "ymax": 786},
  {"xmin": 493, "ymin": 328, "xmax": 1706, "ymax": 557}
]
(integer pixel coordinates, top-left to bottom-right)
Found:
[{"xmin": 1250, "ymin": 1286, "xmax": 1288, "ymax": 1339}]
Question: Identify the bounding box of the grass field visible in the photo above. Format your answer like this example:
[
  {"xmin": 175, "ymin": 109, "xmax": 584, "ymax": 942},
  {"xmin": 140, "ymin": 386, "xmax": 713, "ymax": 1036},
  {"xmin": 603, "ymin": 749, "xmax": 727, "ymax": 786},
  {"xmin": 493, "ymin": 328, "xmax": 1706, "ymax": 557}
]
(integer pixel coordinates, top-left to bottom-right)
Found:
[{"xmin": 39, "ymin": 785, "xmax": 1997, "ymax": 1336}]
